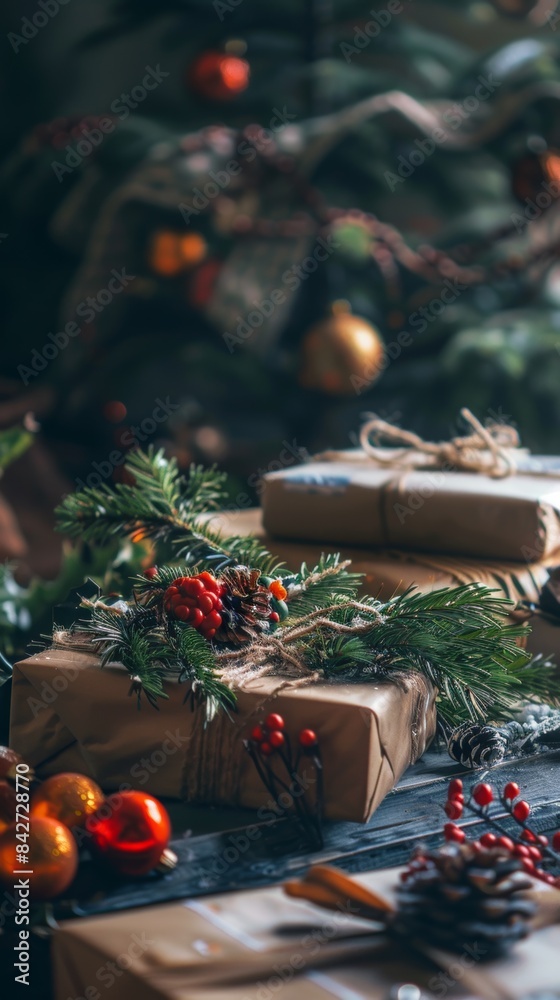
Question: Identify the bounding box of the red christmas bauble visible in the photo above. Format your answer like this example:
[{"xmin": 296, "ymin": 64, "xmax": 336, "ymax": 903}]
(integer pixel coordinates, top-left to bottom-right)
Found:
[
  {"xmin": 89, "ymin": 791, "xmax": 171, "ymax": 876},
  {"xmin": 188, "ymin": 51, "xmax": 250, "ymax": 101}
]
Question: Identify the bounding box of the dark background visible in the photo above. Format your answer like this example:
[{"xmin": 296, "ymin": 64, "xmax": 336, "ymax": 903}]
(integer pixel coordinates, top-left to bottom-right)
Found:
[{"xmin": 1, "ymin": 0, "xmax": 560, "ymax": 582}]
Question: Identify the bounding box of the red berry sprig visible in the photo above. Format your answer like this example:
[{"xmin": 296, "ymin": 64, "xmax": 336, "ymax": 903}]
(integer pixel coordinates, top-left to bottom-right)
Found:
[
  {"xmin": 164, "ymin": 572, "xmax": 225, "ymax": 638},
  {"xmin": 443, "ymin": 778, "xmax": 560, "ymax": 887},
  {"xmin": 243, "ymin": 713, "xmax": 323, "ymax": 848},
  {"xmin": 248, "ymin": 713, "xmax": 287, "ymax": 758}
]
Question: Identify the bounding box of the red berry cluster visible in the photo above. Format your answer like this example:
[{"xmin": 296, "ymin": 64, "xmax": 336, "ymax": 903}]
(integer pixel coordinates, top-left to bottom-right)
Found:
[
  {"xmin": 249, "ymin": 714, "xmax": 319, "ymax": 757},
  {"xmin": 443, "ymin": 778, "xmax": 560, "ymax": 886},
  {"xmin": 250, "ymin": 713, "xmax": 286, "ymax": 757},
  {"xmin": 164, "ymin": 572, "xmax": 225, "ymax": 638},
  {"xmin": 244, "ymin": 713, "xmax": 323, "ymax": 849}
]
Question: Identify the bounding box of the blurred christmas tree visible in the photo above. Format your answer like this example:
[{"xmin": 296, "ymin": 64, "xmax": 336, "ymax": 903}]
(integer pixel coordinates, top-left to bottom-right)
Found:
[{"xmin": 2, "ymin": 0, "xmax": 560, "ymax": 493}]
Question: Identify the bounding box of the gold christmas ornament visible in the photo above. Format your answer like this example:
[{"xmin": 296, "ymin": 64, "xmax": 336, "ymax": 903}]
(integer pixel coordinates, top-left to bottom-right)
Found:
[
  {"xmin": 298, "ymin": 301, "xmax": 384, "ymax": 396},
  {"xmin": 31, "ymin": 773, "xmax": 105, "ymax": 831},
  {"xmin": 0, "ymin": 817, "xmax": 78, "ymax": 900}
]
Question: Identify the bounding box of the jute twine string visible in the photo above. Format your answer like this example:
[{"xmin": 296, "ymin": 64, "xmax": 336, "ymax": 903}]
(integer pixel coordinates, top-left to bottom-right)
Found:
[
  {"xmin": 358, "ymin": 408, "xmax": 521, "ymax": 479},
  {"xmin": 314, "ymin": 408, "xmax": 523, "ymax": 479}
]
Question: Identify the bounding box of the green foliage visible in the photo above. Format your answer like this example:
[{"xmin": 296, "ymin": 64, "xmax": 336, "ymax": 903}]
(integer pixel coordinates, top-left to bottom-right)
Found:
[
  {"xmin": 0, "ymin": 540, "xmax": 148, "ymax": 660},
  {"xmin": 81, "ymin": 606, "xmax": 170, "ymax": 708},
  {"xmin": 283, "ymin": 554, "xmax": 363, "ymax": 619},
  {"xmin": 302, "ymin": 584, "xmax": 557, "ymax": 724},
  {"xmin": 81, "ymin": 603, "xmax": 236, "ymax": 720},
  {"xmin": 56, "ymin": 448, "xmax": 286, "ymax": 576},
  {"xmin": 173, "ymin": 623, "xmax": 236, "ymax": 723},
  {"xmin": 0, "ymin": 427, "xmax": 33, "ymax": 472}
]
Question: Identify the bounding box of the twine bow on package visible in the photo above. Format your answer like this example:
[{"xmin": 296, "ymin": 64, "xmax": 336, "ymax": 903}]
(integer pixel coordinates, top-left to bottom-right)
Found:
[{"xmin": 262, "ymin": 410, "xmax": 560, "ymax": 561}]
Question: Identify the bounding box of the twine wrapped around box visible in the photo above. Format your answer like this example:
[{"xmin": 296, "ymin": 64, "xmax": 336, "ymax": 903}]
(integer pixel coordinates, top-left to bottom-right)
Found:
[
  {"xmin": 10, "ymin": 643, "xmax": 436, "ymax": 823},
  {"xmin": 262, "ymin": 411, "xmax": 560, "ymax": 559}
]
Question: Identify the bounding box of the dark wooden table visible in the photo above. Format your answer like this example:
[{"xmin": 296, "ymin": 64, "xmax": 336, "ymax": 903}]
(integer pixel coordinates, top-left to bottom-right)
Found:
[
  {"xmin": 56, "ymin": 745, "xmax": 560, "ymax": 919},
  {"xmin": 4, "ymin": 744, "xmax": 559, "ymax": 1000}
]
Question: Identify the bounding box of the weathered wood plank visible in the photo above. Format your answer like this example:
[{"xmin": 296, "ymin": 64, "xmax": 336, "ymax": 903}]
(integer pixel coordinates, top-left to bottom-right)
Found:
[{"xmin": 56, "ymin": 747, "xmax": 560, "ymax": 919}]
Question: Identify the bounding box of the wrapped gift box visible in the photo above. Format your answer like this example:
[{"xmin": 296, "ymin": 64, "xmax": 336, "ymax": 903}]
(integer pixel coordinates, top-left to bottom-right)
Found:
[
  {"xmin": 51, "ymin": 866, "xmax": 560, "ymax": 1000},
  {"xmin": 261, "ymin": 452, "xmax": 560, "ymax": 561},
  {"xmin": 517, "ymin": 608, "xmax": 560, "ymax": 664},
  {"xmin": 208, "ymin": 508, "xmax": 556, "ymax": 603},
  {"xmin": 9, "ymin": 648, "xmax": 436, "ymax": 823}
]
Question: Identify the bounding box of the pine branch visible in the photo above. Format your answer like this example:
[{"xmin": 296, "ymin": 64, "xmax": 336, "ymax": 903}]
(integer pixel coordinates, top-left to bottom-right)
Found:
[
  {"xmin": 272, "ymin": 584, "xmax": 557, "ymax": 725},
  {"xmin": 55, "ymin": 447, "xmax": 288, "ymax": 577},
  {"xmin": 283, "ymin": 554, "xmax": 363, "ymax": 619},
  {"xmin": 81, "ymin": 606, "xmax": 171, "ymax": 707},
  {"xmin": 171, "ymin": 623, "xmax": 236, "ymax": 723},
  {"xmin": 80, "ymin": 602, "xmax": 236, "ymax": 719}
]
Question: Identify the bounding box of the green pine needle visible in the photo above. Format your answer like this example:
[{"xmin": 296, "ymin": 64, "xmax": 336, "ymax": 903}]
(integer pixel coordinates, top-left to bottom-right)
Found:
[
  {"xmin": 54, "ymin": 448, "xmax": 560, "ymax": 727},
  {"xmin": 283, "ymin": 554, "xmax": 363, "ymax": 619}
]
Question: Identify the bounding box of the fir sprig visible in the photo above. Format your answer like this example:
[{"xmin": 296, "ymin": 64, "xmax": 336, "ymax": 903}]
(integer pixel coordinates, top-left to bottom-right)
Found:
[
  {"xmin": 55, "ymin": 448, "xmax": 287, "ymax": 576},
  {"xmin": 295, "ymin": 585, "xmax": 555, "ymax": 725},
  {"xmin": 54, "ymin": 447, "xmax": 560, "ymax": 727},
  {"xmin": 173, "ymin": 623, "xmax": 237, "ymax": 722},
  {"xmin": 81, "ymin": 606, "xmax": 171, "ymax": 708},
  {"xmin": 282, "ymin": 554, "xmax": 363, "ymax": 619},
  {"xmin": 80, "ymin": 602, "xmax": 235, "ymax": 719}
]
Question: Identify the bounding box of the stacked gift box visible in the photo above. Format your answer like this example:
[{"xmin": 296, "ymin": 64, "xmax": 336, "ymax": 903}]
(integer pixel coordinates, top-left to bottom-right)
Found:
[
  {"xmin": 257, "ymin": 445, "xmax": 560, "ymax": 668},
  {"xmin": 10, "ymin": 426, "xmax": 560, "ymax": 831}
]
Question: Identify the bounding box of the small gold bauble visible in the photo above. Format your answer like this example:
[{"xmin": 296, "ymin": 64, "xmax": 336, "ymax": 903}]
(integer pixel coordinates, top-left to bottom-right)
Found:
[
  {"xmin": 31, "ymin": 772, "xmax": 105, "ymax": 831},
  {"xmin": 0, "ymin": 818, "xmax": 78, "ymax": 900},
  {"xmin": 298, "ymin": 301, "xmax": 384, "ymax": 396}
]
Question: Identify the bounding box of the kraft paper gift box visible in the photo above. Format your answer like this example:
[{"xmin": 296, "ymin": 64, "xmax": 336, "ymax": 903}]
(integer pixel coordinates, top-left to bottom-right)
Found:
[
  {"xmin": 260, "ymin": 452, "xmax": 560, "ymax": 561},
  {"xmin": 515, "ymin": 607, "xmax": 560, "ymax": 664},
  {"xmin": 207, "ymin": 508, "xmax": 556, "ymax": 602},
  {"xmin": 9, "ymin": 648, "xmax": 436, "ymax": 823},
  {"xmin": 51, "ymin": 867, "xmax": 560, "ymax": 1000}
]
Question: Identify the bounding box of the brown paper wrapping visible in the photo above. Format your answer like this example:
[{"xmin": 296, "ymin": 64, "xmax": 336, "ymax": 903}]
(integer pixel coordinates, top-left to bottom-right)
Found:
[
  {"xmin": 9, "ymin": 649, "xmax": 436, "ymax": 823},
  {"xmin": 261, "ymin": 455, "xmax": 560, "ymax": 561},
  {"xmin": 516, "ymin": 607, "xmax": 560, "ymax": 665},
  {"xmin": 51, "ymin": 866, "xmax": 560, "ymax": 1000},
  {"xmin": 207, "ymin": 508, "xmax": 556, "ymax": 602}
]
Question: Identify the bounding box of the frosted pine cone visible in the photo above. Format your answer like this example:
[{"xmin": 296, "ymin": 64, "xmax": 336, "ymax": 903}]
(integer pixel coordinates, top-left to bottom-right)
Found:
[
  {"xmin": 394, "ymin": 843, "xmax": 535, "ymax": 957},
  {"xmin": 448, "ymin": 722, "xmax": 508, "ymax": 768}
]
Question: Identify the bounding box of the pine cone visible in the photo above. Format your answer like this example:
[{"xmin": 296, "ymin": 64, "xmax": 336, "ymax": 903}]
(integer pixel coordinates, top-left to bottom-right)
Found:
[
  {"xmin": 216, "ymin": 566, "xmax": 274, "ymax": 645},
  {"xmin": 448, "ymin": 722, "xmax": 508, "ymax": 768},
  {"xmin": 395, "ymin": 843, "xmax": 536, "ymax": 958}
]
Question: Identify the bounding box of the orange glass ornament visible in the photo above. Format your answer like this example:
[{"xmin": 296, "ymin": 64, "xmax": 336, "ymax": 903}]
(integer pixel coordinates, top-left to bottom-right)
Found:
[
  {"xmin": 148, "ymin": 230, "xmax": 183, "ymax": 276},
  {"xmin": 0, "ymin": 818, "xmax": 78, "ymax": 900},
  {"xmin": 178, "ymin": 232, "xmax": 208, "ymax": 268},
  {"xmin": 189, "ymin": 52, "xmax": 250, "ymax": 101},
  {"xmin": 299, "ymin": 301, "xmax": 384, "ymax": 396},
  {"xmin": 89, "ymin": 790, "xmax": 171, "ymax": 876},
  {"xmin": 31, "ymin": 773, "xmax": 105, "ymax": 831}
]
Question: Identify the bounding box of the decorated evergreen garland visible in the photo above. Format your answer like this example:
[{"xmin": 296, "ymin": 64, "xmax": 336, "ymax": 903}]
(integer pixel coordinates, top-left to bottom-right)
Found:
[{"xmin": 55, "ymin": 447, "xmax": 560, "ymax": 725}]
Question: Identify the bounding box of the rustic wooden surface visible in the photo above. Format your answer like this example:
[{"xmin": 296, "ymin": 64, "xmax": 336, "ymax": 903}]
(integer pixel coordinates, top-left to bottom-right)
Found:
[{"xmin": 56, "ymin": 745, "xmax": 560, "ymax": 919}]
